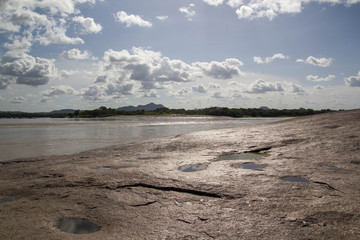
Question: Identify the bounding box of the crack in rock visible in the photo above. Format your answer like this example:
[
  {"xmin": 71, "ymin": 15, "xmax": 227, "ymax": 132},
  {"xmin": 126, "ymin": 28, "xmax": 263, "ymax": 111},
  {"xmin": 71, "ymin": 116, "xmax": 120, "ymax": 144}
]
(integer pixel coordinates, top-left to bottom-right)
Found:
[
  {"xmin": 312, "ymin": 181, "xmax": 342, "ymax": 192},
  {"xmin": 110, "ymin": 183, "xmax": 233, "ymax": 199},
  {"xmin": 129, "ymin": 200, "xmax": 157, "ymax": 207}
]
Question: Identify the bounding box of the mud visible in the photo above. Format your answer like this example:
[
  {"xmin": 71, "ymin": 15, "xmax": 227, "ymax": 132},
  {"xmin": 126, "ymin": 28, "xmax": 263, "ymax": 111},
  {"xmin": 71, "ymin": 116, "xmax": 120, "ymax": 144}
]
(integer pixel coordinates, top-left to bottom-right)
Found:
[{"xmin": 0, "ymin": 110, "xmax": 360, "ymax": 239}]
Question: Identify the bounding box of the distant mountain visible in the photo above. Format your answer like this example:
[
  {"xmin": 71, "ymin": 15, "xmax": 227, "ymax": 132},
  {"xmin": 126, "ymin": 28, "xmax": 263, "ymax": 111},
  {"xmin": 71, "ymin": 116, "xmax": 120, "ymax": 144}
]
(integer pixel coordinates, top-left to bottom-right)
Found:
[
  {"xmin": 50, "ymin": 109, "xmax": 76, "ymax": 114},
  {"xmin": 259, "ymin": 106, "xmax": 270, "ymax": 111},
  {"xmin": 117, "ymin": 103, "xmax": 165, "ymax": 112}
]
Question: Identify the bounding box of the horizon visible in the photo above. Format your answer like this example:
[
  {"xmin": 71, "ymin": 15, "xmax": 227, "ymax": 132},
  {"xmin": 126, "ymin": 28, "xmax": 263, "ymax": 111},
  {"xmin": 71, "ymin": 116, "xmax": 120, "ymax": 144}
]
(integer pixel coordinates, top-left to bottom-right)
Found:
[
  {"xmin": 0, "ymin": 0, "xmax": 360, "ymax": 112},
  {"xmin": 1, "ymin": 102, "xmax": 340, "ymax": 113}
]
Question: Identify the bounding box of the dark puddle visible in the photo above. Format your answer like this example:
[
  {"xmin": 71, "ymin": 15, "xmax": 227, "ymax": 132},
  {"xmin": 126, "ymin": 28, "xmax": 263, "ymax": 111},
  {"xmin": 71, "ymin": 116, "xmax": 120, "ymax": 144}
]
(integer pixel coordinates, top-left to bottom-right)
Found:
[
  {"xmin": 58, "ymin": 217, "xmax": 101, "ymax": 234},
  {"xmin": 216, "ymin": 152, "xmax": 268, "ymax": 161},
  {"xmin": 178, "ymin": 163, "xmax": 208, "ymax": 172},
  {"xmin": 137, "ymin": 157, "xmax": 156, "ymax": 161},
  {"xmin": 323, "ymin": 166, "xmax": 341, "ymax": 170},
  {"xmin": 0, "ymin": 197, "xmax": 19, "ymax": 203},
  {"xmin": 96, "ymin": 166, "xmax": 114, "ymax": 171},
  {"xmin": 281, "ymin": 176, "xmax": 310, "ymax": 183},
  {"xmin": 232, "ymin": 162, "xmax": 267, "ymax": 170}
]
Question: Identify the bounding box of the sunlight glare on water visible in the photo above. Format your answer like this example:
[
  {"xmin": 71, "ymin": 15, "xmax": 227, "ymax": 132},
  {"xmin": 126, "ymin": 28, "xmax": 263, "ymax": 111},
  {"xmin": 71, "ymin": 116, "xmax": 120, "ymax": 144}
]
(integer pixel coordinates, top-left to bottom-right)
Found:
[{"xmin": 0, "ymin": 116, "xmax": 284, "ymax": 161}]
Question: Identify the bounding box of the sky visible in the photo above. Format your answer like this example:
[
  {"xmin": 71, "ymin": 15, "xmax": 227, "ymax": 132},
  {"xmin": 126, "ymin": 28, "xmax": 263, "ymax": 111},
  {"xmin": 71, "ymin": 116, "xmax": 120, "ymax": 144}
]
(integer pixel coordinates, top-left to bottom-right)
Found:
[{"xmin": 0, "ymin": 0, "xmax": 360, "ymax": 112}]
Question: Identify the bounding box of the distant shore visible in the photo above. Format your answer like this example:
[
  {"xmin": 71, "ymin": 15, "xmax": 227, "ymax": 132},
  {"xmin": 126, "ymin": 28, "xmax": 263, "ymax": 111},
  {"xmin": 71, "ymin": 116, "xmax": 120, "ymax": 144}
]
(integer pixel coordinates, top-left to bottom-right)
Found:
[{"xmin": 1, "ymin": 110, "xmax": 359, "ymax": 239}]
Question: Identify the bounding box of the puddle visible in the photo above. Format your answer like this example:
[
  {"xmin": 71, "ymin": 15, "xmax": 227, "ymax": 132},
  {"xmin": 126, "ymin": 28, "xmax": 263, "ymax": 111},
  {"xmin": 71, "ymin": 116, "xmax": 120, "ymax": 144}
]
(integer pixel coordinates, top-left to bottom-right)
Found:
[
  {"xmin": 178, "ymin": 163, "xmax": 208, "ymax": 172},
  {"xmin": 216, "ymin": 152, "xmax": 268, "ymax": 161},
  {"xmin": 323, "ymin": 166, "xmax": 341, "ymax": 170},
  {"xmin": 138, "ymin": 157, "xmax": 156, "ymax": 161},
  {"xmin": 58, "ymin": 217, "xmax": 101, "ymax": 234},
  {"xmin": 0, "ymin": 197, "xmax": 19, "ymax": 203},
  {"xmin": 96, "ymin": 167, "xmax": 114, "ymax": 171},
  {"xmin": 281, "ymin": 176, "xmax": 309, "ymax": 183},
  {"xmin": 232, "ymin": 162, "xmax": 267, "ymax": 170}
]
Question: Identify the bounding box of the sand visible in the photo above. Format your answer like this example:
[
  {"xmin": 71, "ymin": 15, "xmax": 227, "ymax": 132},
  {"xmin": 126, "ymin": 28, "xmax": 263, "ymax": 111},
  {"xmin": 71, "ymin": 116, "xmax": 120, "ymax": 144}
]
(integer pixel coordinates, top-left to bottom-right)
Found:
[{"xmin": 0, "ymin": 110, "xmax": 359, "ymax": 239}]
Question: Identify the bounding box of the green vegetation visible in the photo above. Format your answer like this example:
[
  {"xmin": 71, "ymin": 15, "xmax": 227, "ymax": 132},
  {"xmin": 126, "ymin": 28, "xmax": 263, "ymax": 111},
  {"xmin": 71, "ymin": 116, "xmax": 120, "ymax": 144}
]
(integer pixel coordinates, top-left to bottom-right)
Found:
[{"xmin": 0, "ymin": 106, "xmax": 333, "ymax": 119}]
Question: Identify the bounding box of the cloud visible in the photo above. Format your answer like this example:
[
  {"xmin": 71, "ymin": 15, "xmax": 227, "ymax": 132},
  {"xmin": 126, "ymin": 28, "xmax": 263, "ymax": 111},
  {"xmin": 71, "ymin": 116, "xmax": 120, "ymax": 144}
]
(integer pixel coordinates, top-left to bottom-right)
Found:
[
  {"xmin": 227, "ymin": 0, "xmax": 243, "ymax": 8},
  {"xmin": 314, "ymin": 85, "xmax": 324, "ymax": 90},
  {"xmin": 0, "ymin": 76, "xmax": 14, "ymax": 90},
  {"xmin": 192, "ymin": 84, "xmax": 207, "ymax": 93},
  {"xmin": 306, "ymin": 74, "xmax": 335, "ymax": 82},
  {"xmin": 179, "ymin": 4, "xmax": 196, "ymax": 21},
  {"xmin": 11, "ymin": 96, "xmax": 26, "ymax": 104},
  {"xmin": 0, "ymin": 52, "xmax": 58, "ymax": 87},
  {"xmin": 203, "ymin": 0, "xmax": 225, "ymax": 6},
  {"xmin": 253, "ymin": 53, "xmax": 289, "ymax": 64},
  {"xmin": 212, "ymin": 91, "xmax": 226, "ymax": 99},
  {"xmin": 79, "ymin": 84, "xmax": 107, "ymax": 101},
  {"xmin": 232, "ymin": 0, "xmax": 360, "ymax": 21},
  {"xmin": 73, "ymin": 16, "xmax": 102, "ymax": 34},
  {"xmin": 0, "ymin": 0, "xmax": 98, "ymax": 47},
  {"xmin": 91, "ymin": 47, "xmax": 245, "ymax": 101},
  {"xmin": 296, "ymin": 56, "xmax": 332, "ymax": 67},
  {"xmin": 169, "ymin": 88, "xmax": 191, "ymax": 97},
  {"xmin": 3, "ymin": 36, "xmax": 32, "ymax": 53},
  {"xmin": 290, "ymin": 83, "xmax": 306, "ymax": 94},
  {"xmin": 194, "ymin": 58, "xmax": 244, "ymax": 79},
  {"xmin": 42, "ymin": 85, "xmax": 76, "ymax": 97},
  {"xmin": 114, "ymin": 11, "xmax": 152, "ymax": 28},
  {"xmin": 245, "ymin": 79, "xmax": 285, "ymax": 94},
  {"xmin": 209, "ymin": 82, "xmax": 221, "ymax": 88},
  {"xmin": 60, "ymin": 48, "xmax": 91, "ymax": 60},
  {"xmin": 156, "ymin": 16, "xmax": 168, "ymax": 21},
  {"xmin": 101, "ymin": 47, "xmax": 202, "ymax": 85},
  {"xmin": 344, "ymin": 71, "xmax": 360, "ymax": 87},
  {"xmin": 236, "ymin": 6, "xmax": 254, "ymax": 19}
]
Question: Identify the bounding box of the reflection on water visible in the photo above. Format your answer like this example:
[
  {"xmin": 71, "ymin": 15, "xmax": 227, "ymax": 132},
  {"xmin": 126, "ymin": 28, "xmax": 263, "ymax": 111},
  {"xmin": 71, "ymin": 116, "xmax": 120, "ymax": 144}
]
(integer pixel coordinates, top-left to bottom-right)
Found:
[
  {"xmin": 178, "ymin": 163, "xmax": 208, "ymax": 172},
  {"xmin": 58, "ymin": 217, "xmax": 101, "ymax": 234},
  {"xmin": 0, "ymin": 116, "xmax": 283, "ymax": 161},
  {"xmin": 216, "ymin": 152, "xmax": 269, "ymax": 161},
  {"xmin": 232, "ymin": 162, "xmax": 267, "ymax": 170},
  {"xmin": 281, "ymin": 176, "xmax": 310, "ymax": 183},
  {"xmin": 0, "ymin": 197, "xmax": 19, "ymax": 203}
]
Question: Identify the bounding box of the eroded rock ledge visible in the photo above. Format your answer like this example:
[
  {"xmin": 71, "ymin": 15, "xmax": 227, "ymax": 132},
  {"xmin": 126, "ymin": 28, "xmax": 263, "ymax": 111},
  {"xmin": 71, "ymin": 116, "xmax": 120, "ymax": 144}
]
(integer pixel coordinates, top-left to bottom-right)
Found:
[{"xmin": 1, "ymin": 110, "xmax": 360, "ymax": 239}]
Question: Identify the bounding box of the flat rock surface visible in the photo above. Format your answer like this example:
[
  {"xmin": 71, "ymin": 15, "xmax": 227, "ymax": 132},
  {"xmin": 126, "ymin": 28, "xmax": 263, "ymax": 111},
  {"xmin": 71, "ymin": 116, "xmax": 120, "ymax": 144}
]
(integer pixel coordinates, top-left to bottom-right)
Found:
[{"xmin": 1, "ymin": 110, "xmax": 360, "ymax": 239}]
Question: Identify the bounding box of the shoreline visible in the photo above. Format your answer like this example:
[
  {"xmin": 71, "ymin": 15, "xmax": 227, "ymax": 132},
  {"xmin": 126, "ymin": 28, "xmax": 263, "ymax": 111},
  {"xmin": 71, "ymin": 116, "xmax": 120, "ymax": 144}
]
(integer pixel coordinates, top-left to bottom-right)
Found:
[
  {"xmin": 1, "ymin": 110, "xmax": 359, "ymax": 239},
  {"xmin": 0, "ymin": 116, "xmax": 286, "ymax": 163}
]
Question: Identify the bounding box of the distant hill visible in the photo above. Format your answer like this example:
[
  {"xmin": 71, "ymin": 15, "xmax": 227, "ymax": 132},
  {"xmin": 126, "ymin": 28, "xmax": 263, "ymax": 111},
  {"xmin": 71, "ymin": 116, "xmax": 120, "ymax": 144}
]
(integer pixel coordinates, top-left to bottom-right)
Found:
[
  {"xmin": 259, "ymin": 106, "xmax": 270, "ymax": 111},
  {"xmin": 50, "ymin": 109, "xmax": 76, "ymax": 114},
  {"xmin": 117, "ymin": 103, "xmax": 165, "ymax": 112}
]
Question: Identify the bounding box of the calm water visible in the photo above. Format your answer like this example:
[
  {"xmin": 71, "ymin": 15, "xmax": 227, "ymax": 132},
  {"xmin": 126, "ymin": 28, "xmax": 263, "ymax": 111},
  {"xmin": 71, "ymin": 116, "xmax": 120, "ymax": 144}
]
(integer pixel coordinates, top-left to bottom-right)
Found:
[{"xmin": 0, "ymin": 116, "xmax": 283, "ymax": 162}]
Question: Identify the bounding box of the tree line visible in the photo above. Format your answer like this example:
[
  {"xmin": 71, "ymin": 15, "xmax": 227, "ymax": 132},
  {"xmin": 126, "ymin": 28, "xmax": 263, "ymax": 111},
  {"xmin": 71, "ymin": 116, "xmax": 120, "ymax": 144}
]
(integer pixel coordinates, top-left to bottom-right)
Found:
[{"xmin": 0, "ymin": 106, "xmax": 333, "ymax": 118}]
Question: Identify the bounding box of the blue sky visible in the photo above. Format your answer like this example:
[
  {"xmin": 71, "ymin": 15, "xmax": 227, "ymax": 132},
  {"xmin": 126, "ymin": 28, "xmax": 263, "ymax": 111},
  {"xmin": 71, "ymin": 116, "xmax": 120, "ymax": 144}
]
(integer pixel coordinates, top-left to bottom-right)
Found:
[{"xmin": 0, "ymin": 0, "xmax": 360, "ymax": 111}]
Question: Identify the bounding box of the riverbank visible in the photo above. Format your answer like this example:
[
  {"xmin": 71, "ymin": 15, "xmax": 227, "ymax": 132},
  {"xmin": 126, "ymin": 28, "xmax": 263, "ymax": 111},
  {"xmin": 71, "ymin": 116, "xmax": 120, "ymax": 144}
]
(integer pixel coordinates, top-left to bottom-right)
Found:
[{"xmin": 1, "ymin": 110, "xmax": 359, "ymax": 239}]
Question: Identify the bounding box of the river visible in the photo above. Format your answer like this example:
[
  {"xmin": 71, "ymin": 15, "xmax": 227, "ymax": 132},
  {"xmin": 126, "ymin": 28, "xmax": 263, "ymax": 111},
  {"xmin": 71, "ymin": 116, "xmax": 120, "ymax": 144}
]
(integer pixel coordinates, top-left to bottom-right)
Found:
[{"xmin": 0, "ymin": 116, "xmax": 284, "ymax": 162}]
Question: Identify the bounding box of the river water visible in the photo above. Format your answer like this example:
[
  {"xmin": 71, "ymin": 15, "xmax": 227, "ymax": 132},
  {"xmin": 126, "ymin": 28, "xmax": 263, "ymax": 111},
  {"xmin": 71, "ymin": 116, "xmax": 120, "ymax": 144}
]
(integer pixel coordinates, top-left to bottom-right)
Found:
[{"xmin": 0, "ymin": 116, "xmax": 284, "ymax": 162}]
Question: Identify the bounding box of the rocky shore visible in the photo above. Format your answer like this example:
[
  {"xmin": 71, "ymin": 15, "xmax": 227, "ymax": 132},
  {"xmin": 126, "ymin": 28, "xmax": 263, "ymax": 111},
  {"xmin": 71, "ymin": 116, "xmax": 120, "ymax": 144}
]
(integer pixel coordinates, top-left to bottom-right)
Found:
[{"xmin": 1, "ymin": 110, "xmax": 359, "ymax": 239}]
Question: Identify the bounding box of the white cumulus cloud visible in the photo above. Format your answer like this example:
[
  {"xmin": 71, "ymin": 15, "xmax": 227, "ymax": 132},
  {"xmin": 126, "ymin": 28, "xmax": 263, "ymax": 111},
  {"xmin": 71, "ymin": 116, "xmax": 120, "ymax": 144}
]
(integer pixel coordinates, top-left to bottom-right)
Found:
[
  {"xmin": 203, "ymin": 0, "xmax": 225, "ymax": 6},
  {"xmin": 194, "ymin": 58, "xmax": 244, "ymax": 79},
  {"xmin": 42, "ymin": 85, "xmax": 76, "ymax": 97},
  {"xmin": 227, "ymin": 0, "xmax": 244, "ymax": 8},
  {"xmin": 60, "ymin": 48, "xmax": 91, "ymax": 60},
  {"xmin": 114, "ymin": 11, "xmax": 152, "ymax": 28},
  {"xmin": 0, "ymin": 51, "xmax": 58, "ymax": 87},
  {"xmin": 11, "ymin": 96, "xmax": 27, "ymax": 104},
  {"xmin": 245, "ymin": 79, "xmax": 285, "ymax": 94},
  {"xmin": 156, "ymin": 16, "xmax": 168, "ymax": 21},
  {"xmin": 73, "ymin": 16, "xmax": 102, "ymax": 34},
  {"xmin": 306, "ymin": 74, "xmax": 335, "ymax": 82},
  {"xmin": 179, "ymin": 4, "xmax": 196, "ymax": 21},
  {"xmin": 253, "ymin": 53, "xmax": 289, "ymax": 64},
  {"xmin": 296, "ymin": 56, "xmax": 332, "ymax": 67},
  {"xmin": 232, "ymin": 0, "xmax": 360, "ymax": 20},
  {"xmin": 344, "ymin": 71, "xmax": 360, "ymax": 87}
]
